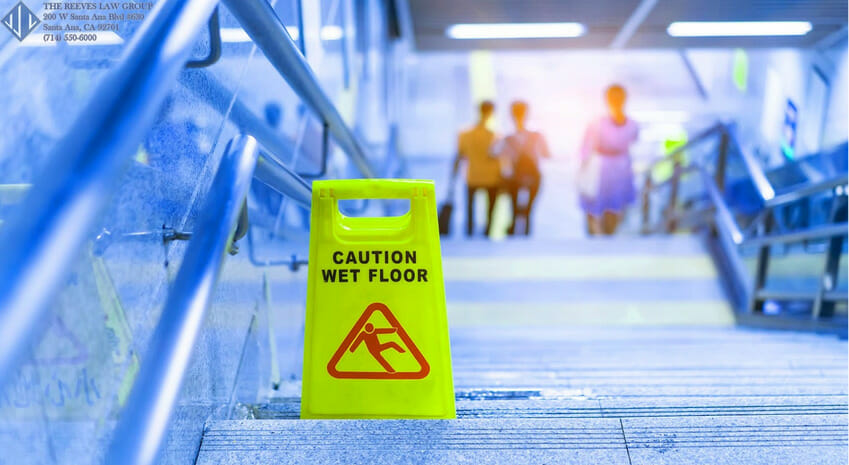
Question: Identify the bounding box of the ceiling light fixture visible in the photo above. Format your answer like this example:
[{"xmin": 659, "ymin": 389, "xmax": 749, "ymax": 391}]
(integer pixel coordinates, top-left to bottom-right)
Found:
[
  {"xmin": 667, "ymin": 21, "xmax": 812, "ymax": 37},
  {"xmin": 446, "ymin": 22, "xmax": 586, "ymax": 39}
]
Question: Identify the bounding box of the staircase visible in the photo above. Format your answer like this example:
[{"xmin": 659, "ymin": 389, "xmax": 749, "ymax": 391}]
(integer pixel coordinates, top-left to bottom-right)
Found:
[{"xmin": 195, "ymin": 236, "xmax": 848, "ymax": 464}]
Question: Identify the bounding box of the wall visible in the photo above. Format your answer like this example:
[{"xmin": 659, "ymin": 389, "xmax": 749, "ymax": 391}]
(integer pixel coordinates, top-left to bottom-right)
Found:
[
  {"xmin": 686, "ymin": 46, "xmax": 848, "ymax": 167},
  {"xmin": 823, "ymin": 43, "xmax": 848, "ymax": 148}
]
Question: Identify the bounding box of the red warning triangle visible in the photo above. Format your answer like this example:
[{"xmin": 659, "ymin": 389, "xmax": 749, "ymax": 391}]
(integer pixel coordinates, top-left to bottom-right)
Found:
[{"xmin": 327, "ymin": 302, "xmax": 430, "ymax": 380}]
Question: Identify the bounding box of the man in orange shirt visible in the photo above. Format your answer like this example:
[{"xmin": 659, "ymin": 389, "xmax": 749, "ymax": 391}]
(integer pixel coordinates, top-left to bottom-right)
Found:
[{"xmin": 452, "ymin": 101, "xmax": 502, "ymax": 237}]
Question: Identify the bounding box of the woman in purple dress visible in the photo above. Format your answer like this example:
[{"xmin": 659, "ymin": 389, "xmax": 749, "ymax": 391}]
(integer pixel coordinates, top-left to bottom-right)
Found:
[{"xmin": 579, "ymin": 85, "xmax": 639, "ymax": 235}]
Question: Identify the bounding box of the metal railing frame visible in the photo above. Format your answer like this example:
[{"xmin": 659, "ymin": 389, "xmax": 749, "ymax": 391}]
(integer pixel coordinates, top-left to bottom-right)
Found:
[
  {"xmin": 91, "ymin": 0, "xmax": 402, "ymax": 462},
  {"xmin": 641, "ymin": 122, "xmax": 848, "ymax": 322},
  {"xmin": 0, "ymin": 2, "xmax": 392, "ymax": 464},
  {"xmin": 0, "ymin": 0, "xmax": 219, "ymax": 392},
  {"xmin": 100, "ymin": 108, "xmax": 324, "ymax": 465},
  {"xmin": 0, "ymin": 0, "xmax": 385, "ymax": 386},
  {"xmin": 103, "ymin": 135, "xmax": 260, "ymax": 465},
  {"xmin": 222, "ymin": 0, "xmax": 377, "ymax": 178},
  {"xmin": 101, "ymin": 0, "xmax": 402, "ymax": 454}
]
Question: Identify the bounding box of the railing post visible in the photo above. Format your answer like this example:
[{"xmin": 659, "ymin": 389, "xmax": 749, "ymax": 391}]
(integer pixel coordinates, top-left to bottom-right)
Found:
[
  {"xmin": 812, "ymin": 194, "xmax": 847, "ymax": 319},
  {"xmin": 715, "ymin": 129, "xmax": 730, "ymax": 191},
  {"xmin": 664, "ymin": 160, "xmax": 682, "ymax": 233},
  {"xmin": 747, "ymin": 210, "xmax": 774, "ymax": 313},
  {"xmin": 641, "ymin": 173, "xmax": 652, "ymax": 234}
]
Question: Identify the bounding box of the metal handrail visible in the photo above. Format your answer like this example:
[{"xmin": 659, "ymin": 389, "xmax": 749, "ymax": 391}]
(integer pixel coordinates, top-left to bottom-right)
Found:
[
  {"xmin": 643, "ymin": 122, "xmax": 777, "ymax": 202},
  {"xmin": 643, "ymin": 122, "xmax": 776, "ymax": 203},
  {"xmin": 222, "ymin": 0, "xmax": 377, "ymax": 178},
  {"xmin": 645, "ymin": 163, "xmax": 699, "ymax": 192},
  {"xmin": 1, "ymin": 0, "xmax": 384, "ymax": 461},
  {"xmin": 723, "ymin": 125, "xmax": 776, "ymax": 202},
  {"xmin": 100, "ymin": 134, "xmax": 313, "ymax": 465},
  {"xmin": 0, "ymin": 0, "xmax": 218, "ymax": 391},
  {"xmin": 698, "ymin": 167, "xmax": 751, "ymax": 300},
  {"xmin": 699, "ymin": 167, "xmax": 745, "ymax": 245},
  {"xmin": 647, "ymin": 137, "xmax": 846, "ymax": 242},
  {"xmin": 650, "ymin": 159, "xmax": 846, "ymax": 248},
  {"xmin": 742, "ymin": 222, "xmax": 848, "ymax": 247},
  {"xmin": 767, "ymin": 173, "xmax": 848, "ymax": 208},
  {"xmin": 254, "ymin": 152, "xmax": 312, "ymax": 208},
  {"xmin": 104, "ymin": 135, "xmax": 260, "ymax": 465},
  {"xmin": 644, "ymin": 122, "xmax": 847, "ymax": 324},
  {"xmin": 643, "ymin": 123, "xmax": 845, "ymax": 227},
  {"xmin": 644, "ymin": 122, "xmax": 723, "ymax": 173}
]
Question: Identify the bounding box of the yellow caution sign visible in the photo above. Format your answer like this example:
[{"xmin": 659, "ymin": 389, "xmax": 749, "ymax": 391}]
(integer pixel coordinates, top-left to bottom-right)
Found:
[{"xmin": 301, "ymin": 179, "xmax": 455, "ymax": 419}]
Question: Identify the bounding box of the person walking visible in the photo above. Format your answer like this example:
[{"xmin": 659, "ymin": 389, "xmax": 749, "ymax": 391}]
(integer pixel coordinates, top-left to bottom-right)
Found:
[
  {"xmin": 452, "ymin": 101, "xmax": 502, "ymax": 237},
  {"xmin": 496, "ymin": 101, "xmax": 551, "ymax": 236},
  {"xmin": 578, "ymin": 84, "xmax": 639, "ymax": 235}
]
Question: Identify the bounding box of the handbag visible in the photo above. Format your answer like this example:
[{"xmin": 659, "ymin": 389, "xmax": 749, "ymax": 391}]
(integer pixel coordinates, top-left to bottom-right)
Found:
[{"xmin": 577, "ymin": 154, "xmax": 602, "ymax": 198}]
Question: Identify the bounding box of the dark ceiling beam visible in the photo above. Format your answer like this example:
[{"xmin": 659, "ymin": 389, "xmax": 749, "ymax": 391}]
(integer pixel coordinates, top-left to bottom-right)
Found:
[
  {"xmin": 815, "ymin": 24, "xmax": 847, "ymax": 50},
  {"xmin": 678, "ymin": 50, "xmax": 709, "ymax": 101},
  {"xmin": 610, "ymin": 0, "xmax": 658, "ymax": 49}
]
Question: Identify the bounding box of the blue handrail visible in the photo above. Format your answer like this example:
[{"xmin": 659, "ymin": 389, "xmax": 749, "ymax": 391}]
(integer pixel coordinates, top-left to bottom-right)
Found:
[
  {"xmin": 222, "ymin": 0, "xmax": 378, "ymax": 178},
  {"xmin": 255, "ymin": 152, "xmax": 313, "ymax": 208},
  {"xmin": 724, "ymin": 124, "xmax": 777, "ymax": 202},
  {"xmin": 0, "ymin": 0, "xmax": 219, "ymax": 391},
  {"xmin": 103, "ymin": 135, "xmax": 260, "ymax": 465},
  {"xmin": 645, "ymin": 122, "xmax": 776, "ymax": 203}
]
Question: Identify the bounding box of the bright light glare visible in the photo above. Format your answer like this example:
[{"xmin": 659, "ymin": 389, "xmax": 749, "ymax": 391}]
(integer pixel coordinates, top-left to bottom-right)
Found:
[
  {"xmin": 446, "ymin": 22, "xmax": 586, "ymax": 39},
  {"xmin": 640, "ymin": 123, "xmax": 687, "ymax": 141},
  {"xmin": 320, "ymin": 25, "xmax": 344, "ymax": 41},
  {"xmin": 667, "ymin": 21, "xmax": 812, "ymax": 37},
  {"xmin": 220, "ymin": 27, "xmax": 252, "ymax": 42},
  {"xmin": 631, "ymin": 110, "xmax": 691, "ymax": 123},
  {"xmin": 220, "ymin": 25, "xmax": 343, "ymax": 43}
]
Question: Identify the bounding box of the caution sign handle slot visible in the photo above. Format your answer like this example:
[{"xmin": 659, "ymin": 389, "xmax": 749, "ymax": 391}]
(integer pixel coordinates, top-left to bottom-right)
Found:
[{"xmin": 324, "ymin": 180, "xmax": 431, "ymax": 241}]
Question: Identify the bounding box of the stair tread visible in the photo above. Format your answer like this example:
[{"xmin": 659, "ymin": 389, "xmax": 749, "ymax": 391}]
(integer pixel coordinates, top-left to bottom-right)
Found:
[{"xmin": 197, "ymin": 416, "xmax": 848, "ymax": 465}]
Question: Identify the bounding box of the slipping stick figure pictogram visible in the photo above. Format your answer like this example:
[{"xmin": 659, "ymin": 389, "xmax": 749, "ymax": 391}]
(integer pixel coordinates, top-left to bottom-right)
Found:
[
  {"xmin": 349, "ymin": 322, "xmax": 406, "ymax": 373},
  {"xmin": 327, "ymin": 302, "xmax": 429, "ymax": 380}
]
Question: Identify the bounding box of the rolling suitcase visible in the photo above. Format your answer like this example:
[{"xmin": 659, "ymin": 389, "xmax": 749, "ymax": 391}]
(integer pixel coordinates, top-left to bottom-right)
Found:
[{"xmin": 437, "ymin": 177, "xmax": 456, "ymax": 236}]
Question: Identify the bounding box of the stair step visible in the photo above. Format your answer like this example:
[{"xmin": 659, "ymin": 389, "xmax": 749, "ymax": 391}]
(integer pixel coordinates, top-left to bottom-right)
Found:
[
  {"xmin": 439, "ymin": 236, "xmax": 710, "ymax": 258},
  {"xmin": 197, "ymin": 416, "xmax": 848, "ymax": 465},
  {"xmin": 248, "ymin": 395, "xmax": 848, "ymax": 420}
]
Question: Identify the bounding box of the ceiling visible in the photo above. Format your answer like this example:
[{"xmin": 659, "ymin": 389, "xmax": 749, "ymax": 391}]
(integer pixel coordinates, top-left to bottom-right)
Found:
[{"xmin": 407, "ymin": 0, "xmax": 848, "ymax": 50}]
